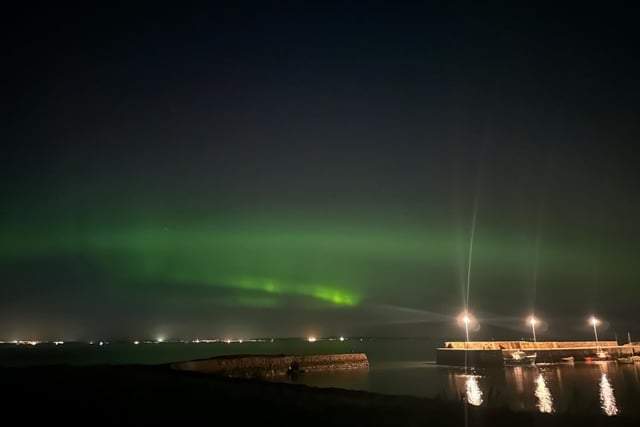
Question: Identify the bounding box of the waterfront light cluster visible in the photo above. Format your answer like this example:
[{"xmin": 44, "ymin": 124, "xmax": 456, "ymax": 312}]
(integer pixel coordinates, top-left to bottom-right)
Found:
[
  {"xmin": 458, "ymin": 311, "xmax": 609, "ymax": 344},
  {"xmin": 1, "ymin": 336, "xmax": 356, "ymax": 346},
  {"xmin": 2, "ymin": 340, "xmax": 41, "ymax": 346}
]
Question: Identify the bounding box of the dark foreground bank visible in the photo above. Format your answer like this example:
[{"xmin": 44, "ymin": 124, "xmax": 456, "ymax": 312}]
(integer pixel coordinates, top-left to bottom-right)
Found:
[{"xmin": 2, "ymin": 364, "xmax": 637, "ymax": 426}]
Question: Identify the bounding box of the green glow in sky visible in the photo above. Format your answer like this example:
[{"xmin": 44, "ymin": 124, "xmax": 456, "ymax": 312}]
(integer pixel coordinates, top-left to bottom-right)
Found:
[
  {"xmin": 234, "ymin": 277, "xmax": 358, "ymax": 306},
  {"xmin": 2, "ymin": 192, "xmax": 640, "ymax": 343},
  {"xmin": 2, "ymin": 213, "xmax": 633, "ymax": 313}
]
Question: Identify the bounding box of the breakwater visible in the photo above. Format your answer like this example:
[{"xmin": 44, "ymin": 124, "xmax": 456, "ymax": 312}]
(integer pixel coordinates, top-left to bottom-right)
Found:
[
  {"xmin": 171, "ymin": 353, "xmax": 369, "ymax": 378},
  {"xmin": 437, "ymin": 341, "xmax": 640, "ymax": 367}
]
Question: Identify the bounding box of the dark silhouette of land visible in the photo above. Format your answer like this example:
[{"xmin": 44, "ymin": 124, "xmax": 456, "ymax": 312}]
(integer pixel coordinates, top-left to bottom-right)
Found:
[{"xmin": 3, "ymin": 364, "xmax": 637, "ymax": 426}]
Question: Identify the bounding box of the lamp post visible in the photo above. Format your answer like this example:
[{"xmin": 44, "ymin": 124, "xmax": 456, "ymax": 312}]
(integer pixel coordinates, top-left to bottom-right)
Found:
[
  {"xmin": 529, "ymin": 316, "xmax": 537, "ymax": 344},
  {"xmin": 590, "ymin": 316, "xmax": 600, "ymax": 351},
  {"xmin": 463, "ymin": 315, "xmax": 470, "ymax": 345},
  {"xmin": 459, "ymin": 312, "xmax": 476, "ymax": 373}
]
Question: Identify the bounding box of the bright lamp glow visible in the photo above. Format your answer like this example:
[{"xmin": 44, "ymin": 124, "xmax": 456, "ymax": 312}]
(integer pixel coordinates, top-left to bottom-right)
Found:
[
  {"xmin": 529, "ymin": 316, "xmax": 538, "ymax": 343},
  {"xmin": 458, "ymin": 311, "xmax": 474, "ymax": 343},
  {"xmin": 590, "ymin": 316, "xmax": 601, "ymax": 351}
]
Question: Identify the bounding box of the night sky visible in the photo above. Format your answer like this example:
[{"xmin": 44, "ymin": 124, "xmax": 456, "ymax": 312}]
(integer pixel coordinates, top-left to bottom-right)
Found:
[{"xmin": 3, "ymin": 2, "xmax": 640, "ymax": 341}]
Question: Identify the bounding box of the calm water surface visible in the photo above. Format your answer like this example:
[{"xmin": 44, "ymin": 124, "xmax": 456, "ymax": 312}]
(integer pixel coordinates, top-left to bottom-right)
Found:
[{"xmin": 2, "ymin": 338, "xmax": 638, "ymax": 417}]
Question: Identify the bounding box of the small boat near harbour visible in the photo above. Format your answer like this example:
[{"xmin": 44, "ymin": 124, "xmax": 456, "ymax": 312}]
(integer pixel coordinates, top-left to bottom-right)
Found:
[
  {"xmin": 617, "ymin": 332, "xmax": 640, "ymax": 364},
  {"xmin": 616, "ymin": 355, "xmax": 640, "ymax": 364},
  {"xmin": 585, "ymin": 350, "xmax": 611, "ymax": 363},
  {"xmin": 505, "ymin": 350, "xmax": 537, "ymax": 366}
]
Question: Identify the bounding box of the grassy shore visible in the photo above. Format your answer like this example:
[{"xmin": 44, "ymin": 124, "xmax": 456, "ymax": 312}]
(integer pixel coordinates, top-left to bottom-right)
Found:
[{"xmin": 2, "ymin": 364, "xmax": 637, "ymax": 426}]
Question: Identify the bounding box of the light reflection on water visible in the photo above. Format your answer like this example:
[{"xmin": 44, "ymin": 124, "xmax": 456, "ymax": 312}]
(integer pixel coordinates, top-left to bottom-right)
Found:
[
  {"xmin": 535, "ymin": 374, "xmax": 554, "ymax": 413},
  {"xmin": 599, "ymin": 373, "xmax": 619, "ymax": 416},
  {"xmin": 281, "ymin": 361, "xmax": 640, "ymax": 417},
  {"xmin": 464, "ymin": 375, "xmax": 483, "ymax": 406}
]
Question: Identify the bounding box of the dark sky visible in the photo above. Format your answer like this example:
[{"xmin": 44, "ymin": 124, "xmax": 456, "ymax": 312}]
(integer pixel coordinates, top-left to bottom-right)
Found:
[{"xmin": 2, "ymin": 2, "xmax": 640, "ymax": 341}]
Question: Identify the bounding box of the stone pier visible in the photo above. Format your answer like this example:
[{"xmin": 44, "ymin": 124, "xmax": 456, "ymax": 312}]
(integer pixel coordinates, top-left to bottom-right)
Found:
[{"xmin": 171, "ymin": 353, "xmax": 369, "ymax": 378}]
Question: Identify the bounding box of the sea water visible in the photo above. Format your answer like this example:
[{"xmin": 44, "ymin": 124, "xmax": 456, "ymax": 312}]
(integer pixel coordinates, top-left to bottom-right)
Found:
[{"xmin": 2, "ymin": 337, "xmax": 639, "ymax": 417}]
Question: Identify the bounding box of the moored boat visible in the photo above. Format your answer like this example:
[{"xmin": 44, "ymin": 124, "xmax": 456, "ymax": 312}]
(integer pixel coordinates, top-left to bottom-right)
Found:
[
  {"xmin": 586, "ymin": 350, "xmax": 611, "ymax": 363},
  {"xmin": 504, "ymin": 350, "xmax": 537, "ymax": 366},
  {"xmin": 617, "ymin": 355, "xmax": 640, "ymax": 364}
]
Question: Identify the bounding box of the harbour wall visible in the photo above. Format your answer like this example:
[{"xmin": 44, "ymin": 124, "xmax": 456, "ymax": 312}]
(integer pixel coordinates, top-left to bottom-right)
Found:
[
  {"xmin": 437, "ymin": 341, "xmax": 640, "ymax": 367},
  {"xmin": 443, "ymin": 340, "xmax": 619, "ymax": 350},
  {"xmin": 171, "ymin": 353, "xmax": 369, "ymax": 378}
]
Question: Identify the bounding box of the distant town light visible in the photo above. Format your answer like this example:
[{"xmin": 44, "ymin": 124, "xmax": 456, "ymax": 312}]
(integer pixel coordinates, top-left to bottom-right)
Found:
[
  {"xmin": 308, "ymin": 336, "xmax": 317, "ymax": 343},
  {"xmin": 12, "ymin": 340, "xmax": 40, "ymax": 346},
  {"xmin": 339, "ymin": 336, "xmax": 345, "ymax": 342}
]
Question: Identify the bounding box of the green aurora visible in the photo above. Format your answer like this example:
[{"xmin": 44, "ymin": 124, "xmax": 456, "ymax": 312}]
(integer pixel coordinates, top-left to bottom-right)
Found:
[{"xmin": 2, "ymin": 211, "xmax": 635, "ymax": 313}]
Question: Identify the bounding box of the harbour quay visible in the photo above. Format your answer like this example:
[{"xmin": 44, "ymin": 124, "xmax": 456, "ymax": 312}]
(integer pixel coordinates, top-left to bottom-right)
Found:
[{"xmin": 436, "ymin": 341, "xmax": 640, "ymax": 367}]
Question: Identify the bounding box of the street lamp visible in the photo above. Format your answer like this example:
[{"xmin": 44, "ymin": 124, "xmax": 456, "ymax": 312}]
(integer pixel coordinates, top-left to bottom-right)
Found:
[
  {"xmin": 463, "ymin": 315, "xmax": 470, "ymax": 343},
  {"xmin": 459, "ymin": 312, "xmax": 476, "ymax": 373},
  {"xmin": 590, "ymin": 316, "xmax": 600, "ymax": 351},
  {"xmin": 459, "ymin": 311, "xmax": 473, "ymax": 348},
  {"xmin": 529, "ymin": 316, "xmax": 538, "ymax": 344}
]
